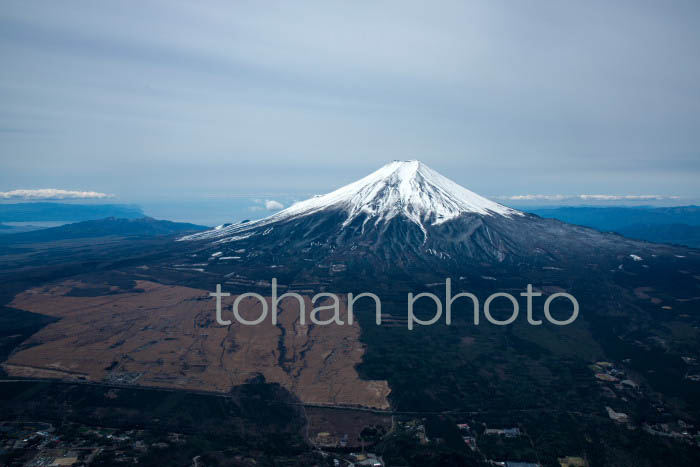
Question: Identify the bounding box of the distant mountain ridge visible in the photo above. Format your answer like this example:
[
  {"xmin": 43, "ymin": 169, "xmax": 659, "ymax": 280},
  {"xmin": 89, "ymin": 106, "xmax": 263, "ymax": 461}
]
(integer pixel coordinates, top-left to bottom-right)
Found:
[
  {"xmin": 615, "ymin": 223, "xmax": 700, "ymax": 248},
  {"xmin": 528, "ymin": 206, "xmax": 700, "ymax": 248},
  {"xmin": 0, "ymin": 217, "xmax": 207, "ymax": 244},
  {"xmin": 0, "ymin": 202, "xmax": 144, "ymax": 222},
  {"xmin": 528, "ymin": 206, "xmax": 700, "ymax": 230}
]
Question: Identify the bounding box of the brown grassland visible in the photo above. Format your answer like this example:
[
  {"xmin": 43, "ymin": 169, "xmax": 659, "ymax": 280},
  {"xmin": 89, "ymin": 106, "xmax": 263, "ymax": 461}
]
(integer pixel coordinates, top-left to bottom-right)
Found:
[{"xmin": 3, "ymin": 280, "xmax": 390, "ymax": 409}]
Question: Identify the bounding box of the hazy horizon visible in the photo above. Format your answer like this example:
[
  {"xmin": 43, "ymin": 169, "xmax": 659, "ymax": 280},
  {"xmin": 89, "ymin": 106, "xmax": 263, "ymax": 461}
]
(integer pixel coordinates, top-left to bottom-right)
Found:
[{"xmin": 3, "ymin": 191, "xmax": 700, "ymax": 228}]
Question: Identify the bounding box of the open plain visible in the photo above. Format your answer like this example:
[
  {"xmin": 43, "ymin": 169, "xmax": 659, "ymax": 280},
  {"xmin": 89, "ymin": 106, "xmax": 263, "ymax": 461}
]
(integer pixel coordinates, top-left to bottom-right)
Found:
[{"xmin": 3, "ymin": 279, "xmax": 391, "ymax": 409}]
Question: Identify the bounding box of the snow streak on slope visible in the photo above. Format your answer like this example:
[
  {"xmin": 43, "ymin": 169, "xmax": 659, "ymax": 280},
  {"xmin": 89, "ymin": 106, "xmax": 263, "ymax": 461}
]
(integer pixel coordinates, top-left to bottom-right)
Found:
[{"xmin": 181, "ymin": 160, "xmax": 521, "ymax": 241}]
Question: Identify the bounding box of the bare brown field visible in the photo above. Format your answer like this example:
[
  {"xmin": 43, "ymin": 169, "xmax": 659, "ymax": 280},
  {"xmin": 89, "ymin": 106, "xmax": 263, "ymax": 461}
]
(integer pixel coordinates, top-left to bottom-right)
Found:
[{"xmin": 2, "ymin": 280, "xmax": 390, "ymax": 409}]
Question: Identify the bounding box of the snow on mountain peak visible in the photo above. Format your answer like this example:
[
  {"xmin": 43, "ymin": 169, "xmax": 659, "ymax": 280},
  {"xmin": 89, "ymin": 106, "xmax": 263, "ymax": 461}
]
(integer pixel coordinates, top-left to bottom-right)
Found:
[
  {"xmin": 181, "ymin": 161, "xmax": 520, "ymax": 241},
  {"xmin": 278, "ymin": 160, "xmax": 520, "ymax": 225}
]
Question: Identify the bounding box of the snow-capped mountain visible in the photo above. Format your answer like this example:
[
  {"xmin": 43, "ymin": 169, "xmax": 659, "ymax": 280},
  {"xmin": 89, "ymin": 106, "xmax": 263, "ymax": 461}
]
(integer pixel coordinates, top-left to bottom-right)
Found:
[
  {"xmin": 176, "ymin": 161, "xmax": 689, "ymax": 279},
  {"xmin": 182, "ymin": 160, "xmax": 520, "ymax": 242}
]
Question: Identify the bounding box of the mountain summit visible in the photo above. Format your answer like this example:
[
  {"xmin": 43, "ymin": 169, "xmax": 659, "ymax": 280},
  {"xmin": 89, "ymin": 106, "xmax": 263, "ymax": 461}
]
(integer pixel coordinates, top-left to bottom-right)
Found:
[{"xmin": 277, "ymin": 160, "xmax": 520, "ymax": 228}]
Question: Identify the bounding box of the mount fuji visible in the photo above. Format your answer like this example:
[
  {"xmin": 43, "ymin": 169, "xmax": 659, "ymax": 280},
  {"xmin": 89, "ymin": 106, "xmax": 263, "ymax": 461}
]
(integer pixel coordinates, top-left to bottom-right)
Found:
[
  {"xmin": 175, "ymin": 160, "xmax": 691, "ymax": 282},
  {"xmin": 184, "ymin": 160, "xmax": 520, "ymax": 241}
]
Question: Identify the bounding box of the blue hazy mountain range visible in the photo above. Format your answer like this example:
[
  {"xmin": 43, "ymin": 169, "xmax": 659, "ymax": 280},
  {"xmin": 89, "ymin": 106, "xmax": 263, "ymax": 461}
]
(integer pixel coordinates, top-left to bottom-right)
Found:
[
  {"xmin": 527, "ymin": 206, "xmax": 700, "ymax": 248},
  {"xmin": 0, "ymin": 217, "xmax": 206, "ymax": 245},
  {"xmin": 0, "ymin": 202, "xmax": 144, "ymax": 222},
  {"xmin": 1, "ymin": 202, "xmax": 699, "ymax": 248}
]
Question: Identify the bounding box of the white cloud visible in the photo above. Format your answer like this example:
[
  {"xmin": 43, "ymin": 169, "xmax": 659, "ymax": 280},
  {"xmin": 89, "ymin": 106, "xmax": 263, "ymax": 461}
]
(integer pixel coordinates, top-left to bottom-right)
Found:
[
  {"xmin": 264, "ymin": 199, "xmax": 284, "ymax": 210},
  {"xmin": 497, "ymin": 194, "xmax": 569, "ymax": 201},
  {"xmin": 579, "ymin": 194, "xmax": 680, "ymax": 201},
  {"xmin": 0, "ymin": 189, "xmax": 113, "ymax": 200},
  {"xmin": 249, "ymin": 199, "xmax": 285, "ymax": 212},
  {"xmin": 496, "ymin": 194, "xmax": 681, "ymax": 201}
]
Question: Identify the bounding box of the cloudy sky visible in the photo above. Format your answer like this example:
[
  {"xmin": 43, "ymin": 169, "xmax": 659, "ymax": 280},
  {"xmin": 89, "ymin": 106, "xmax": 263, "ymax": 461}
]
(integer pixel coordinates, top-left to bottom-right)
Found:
[{"xmin": 1, "ymin": 1, "xmax": 699, "ymax": 221}]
